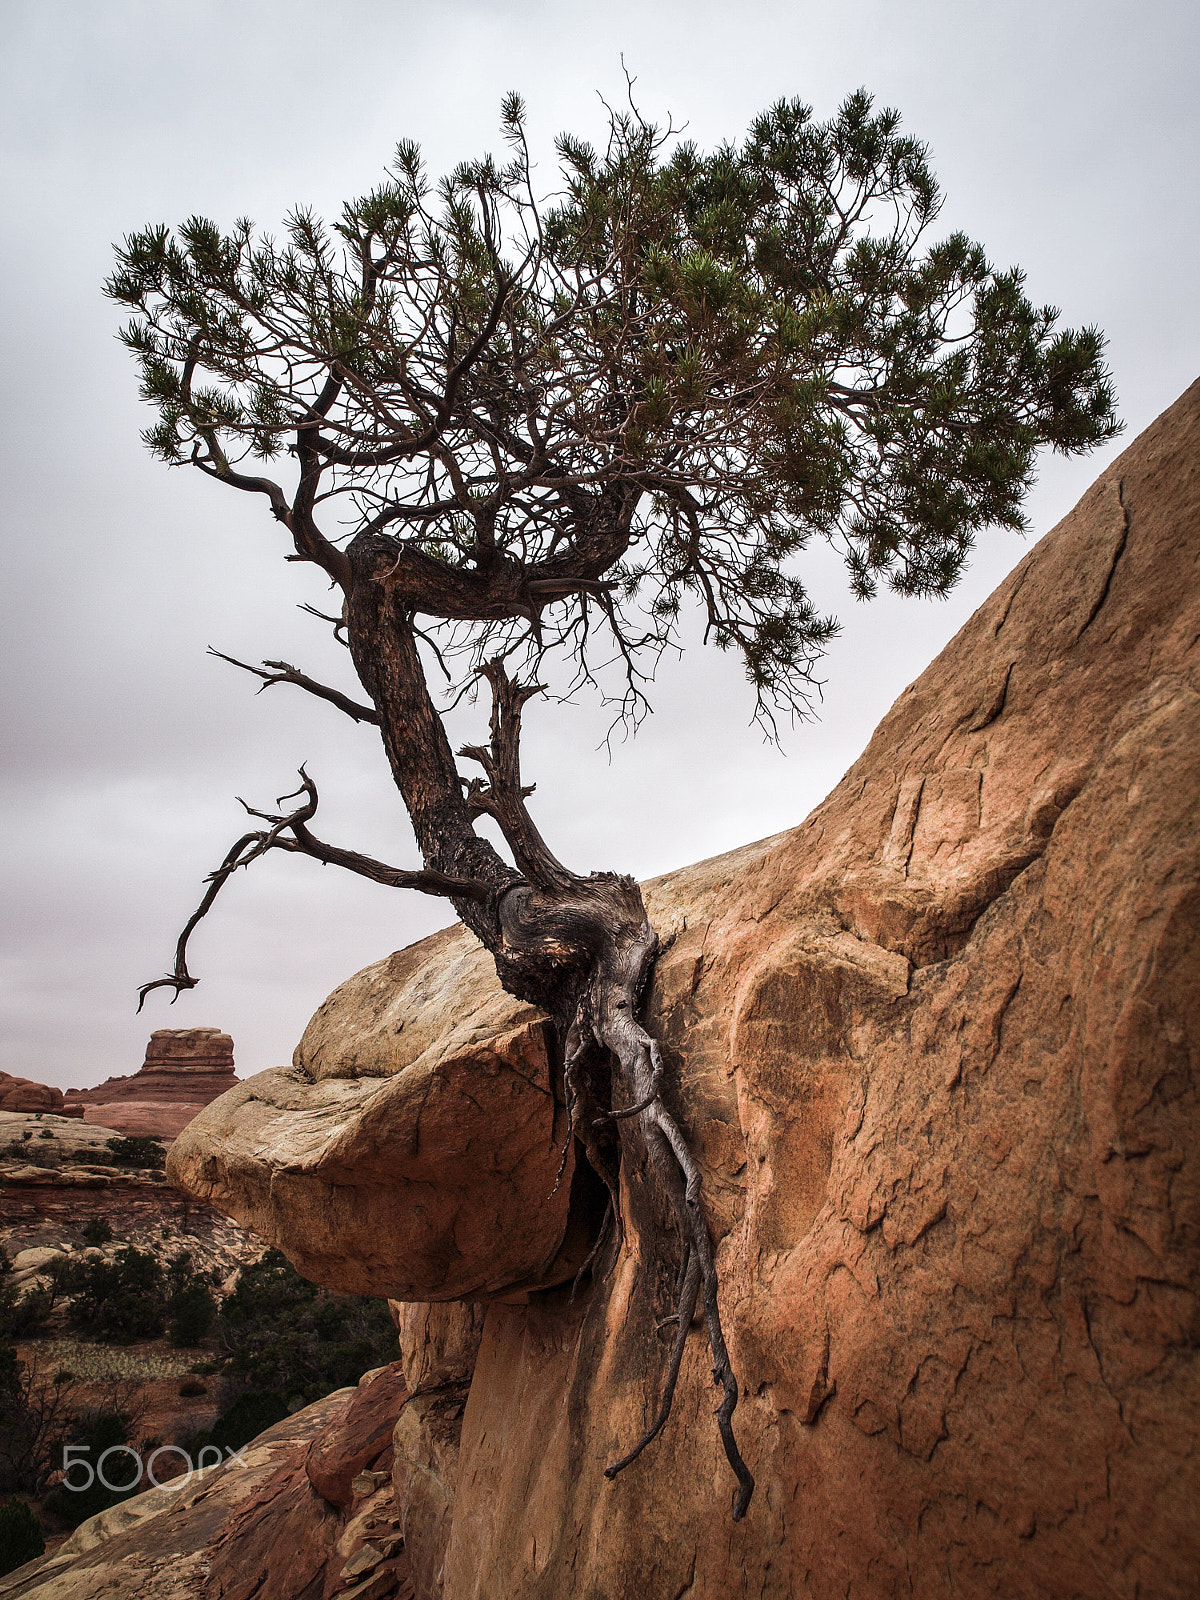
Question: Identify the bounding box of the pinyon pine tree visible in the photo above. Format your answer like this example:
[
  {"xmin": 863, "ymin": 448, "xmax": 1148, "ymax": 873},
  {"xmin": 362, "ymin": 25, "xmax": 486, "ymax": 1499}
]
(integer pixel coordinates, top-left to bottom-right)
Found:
[{"xmin": 108, "ymin": 89, "xmax": 1118, "ymax": 1517}]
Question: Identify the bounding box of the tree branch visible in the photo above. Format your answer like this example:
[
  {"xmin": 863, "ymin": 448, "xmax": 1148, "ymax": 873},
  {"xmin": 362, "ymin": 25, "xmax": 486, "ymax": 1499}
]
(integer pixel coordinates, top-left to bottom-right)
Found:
[
  {"xmin": 137, "ymin": 769, "xmax": 491, "ymax": 1009},
  {"xmin": 459, "ymin": 657, "xmax": 574, "ymax": 893},
  {"xmin": 208, "ymin": 647, "xmax": 380, "ymax": 724}
]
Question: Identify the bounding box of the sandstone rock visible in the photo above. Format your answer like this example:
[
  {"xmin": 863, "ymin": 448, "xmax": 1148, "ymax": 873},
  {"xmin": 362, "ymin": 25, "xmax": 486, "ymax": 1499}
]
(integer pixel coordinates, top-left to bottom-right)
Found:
[
  {"xmin": 64, "ymin": 1028, "xmax": 237, "ymax": 1140},
  {"xmin": 143, "ymin": 1028, "xmax": 235, "ymax": 1073},
  {"xmin": 172, "ymin": 380, "xmax": 1200, "ymax": 1598},
  {"xmin": 0, "ymin": 1111, "xmax": 140, "ymax": 1163},
  {"xmin": 167, "ymin": 1001, "xmax": 596, "ymax": 1301},
  {"xmin": 0, "ymin": 1389, "xmax": 352, "ymax": 1600},
  {"xmin": 386, "ymin": 1304, "xmax": 485, "ymax": 1598},
  {"xmin": 306, "ymin": 1360, "xmax": 408, "ymax": 1508},
  {"xmin": 8, "ymin": 1246, "xmax": 66, "ymax": 1290},
  {"xmin": 0, "ymin": 1376, "xmax": 418, "ymax": 1600},
  {"xmin": 0, "ymin": 1072, "xmax": 79, "ymax": 1117}
]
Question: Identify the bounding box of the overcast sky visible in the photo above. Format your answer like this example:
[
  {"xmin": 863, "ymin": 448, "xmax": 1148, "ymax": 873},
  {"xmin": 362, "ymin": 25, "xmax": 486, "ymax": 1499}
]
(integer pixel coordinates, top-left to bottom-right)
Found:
[{"xmin": 2, "ymin": 0, "xmax": 1197, "ymax": 1091}]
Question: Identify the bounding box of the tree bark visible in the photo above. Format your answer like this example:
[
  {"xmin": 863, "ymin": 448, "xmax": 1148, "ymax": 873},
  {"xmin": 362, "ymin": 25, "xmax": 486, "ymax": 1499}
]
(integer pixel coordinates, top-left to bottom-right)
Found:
[{"xmin": 338, "ymin": 537, "xmax": 754, "ymax": 1517}]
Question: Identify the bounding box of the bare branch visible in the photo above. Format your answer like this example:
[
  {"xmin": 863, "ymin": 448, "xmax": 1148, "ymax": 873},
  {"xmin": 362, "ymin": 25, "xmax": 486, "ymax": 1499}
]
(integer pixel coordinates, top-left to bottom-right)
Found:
[
  {"xmin": 299, "ymin": 603, "xmax": 350, "ymax": 647},
  {"xmin": 208, "ymin": 647, "xmax": 380, "ymax": 724},
  {"xmin": 137, "ymin": 769, "xmax": 491, "ymax": 1009},
  {"xmin": 459, "ymin": 657, "xmax": 573, "ymax": 892}
]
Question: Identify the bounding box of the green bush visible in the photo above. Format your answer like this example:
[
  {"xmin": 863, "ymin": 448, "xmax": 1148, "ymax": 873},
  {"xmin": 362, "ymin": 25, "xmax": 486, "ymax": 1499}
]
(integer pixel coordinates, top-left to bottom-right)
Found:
[
  {"xmin": 0, "ymin": 1499, "xmax": 43, "ymax": 1577},
  {"xmin": 42, "ymin": 1410, "xmax": 138, "ymax": 1530},
  {"xmin": 168, "ymin": 1281, "xmax": 216, "ymax": 1347},
  {"xmin": 62, "ymin": 1248, "xmax": 165, "ymax": 1344},
  {"xmin": 103, "ymin": 1137, "xmax": 166, "ymax": 1170},
  {"xmin": 0, "ymin": 1249, "xmax": 57, "ymax": 1340},
  {"xmin": 1, "ymin": 1289, "xmax": 52, "ymax": 1341},
  {"xmin": 190, "ymin": 1389, "xmax": 289, "ymax": 1456},
  {"xmin": 81, "ymin": 1216, "xmax": 113, "ymax": 1246},
  {"xmin": 219, "ymin": 1250, "xmax": 396, "ymax": 1405}
]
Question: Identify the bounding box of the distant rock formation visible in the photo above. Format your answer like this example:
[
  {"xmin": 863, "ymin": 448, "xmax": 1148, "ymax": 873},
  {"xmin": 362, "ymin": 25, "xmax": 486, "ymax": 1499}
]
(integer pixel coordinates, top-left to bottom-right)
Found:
[
  {"xmin": 0, "ymin": 1110, "xmax": 266, "ymax": 1286},
  {"xmin": 0, "ymin": 1070, "xmax": 82, "ymax": 1117},
  {"xmin": 156, "ymin": 376, "xmax": 1199, "ymax": 1600},
  {"xmin": 64, "ymin": 1027, "xmax": 237, "ymax": 1139}
]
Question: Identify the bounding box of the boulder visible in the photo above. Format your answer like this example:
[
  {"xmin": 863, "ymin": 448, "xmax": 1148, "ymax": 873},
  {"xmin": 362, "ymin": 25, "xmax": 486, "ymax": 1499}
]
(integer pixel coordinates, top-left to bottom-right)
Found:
[
  {"xmin": 167, "ymin": 962, "xmax": 595, "ymax": 1301},
  {"xmin": 306, "ymin": 1361, "xmax": 408, "ymax": 1509},
  {"xmin": 171, "ymin": 379, "xmax": 1200, "ymax": 1598},
  {"xmin": 0, "ymin": 1382, "xmax": 413, "ymax": 1600}
]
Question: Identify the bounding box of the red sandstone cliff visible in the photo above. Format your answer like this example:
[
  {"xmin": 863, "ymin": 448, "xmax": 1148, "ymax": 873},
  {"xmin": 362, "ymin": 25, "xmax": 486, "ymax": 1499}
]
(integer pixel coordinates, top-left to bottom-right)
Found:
[{"xmin": 0, "ymin": 1071, "xmax": 81, "ymax": 1118}]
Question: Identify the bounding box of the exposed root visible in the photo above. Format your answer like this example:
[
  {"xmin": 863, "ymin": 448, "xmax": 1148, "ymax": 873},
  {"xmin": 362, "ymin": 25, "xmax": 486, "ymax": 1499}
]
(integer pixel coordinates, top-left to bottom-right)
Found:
[
  {"xmin": 501, "ymin": 876, "xmax": 756, "ymax": 1520},
  {"xmin": 604, "ymin": 1245, "xmax": 701, "ymax": 1476},
  {"xmin": 570, "ymin": 1198, "xmax": 616, "ymax": 1304}
]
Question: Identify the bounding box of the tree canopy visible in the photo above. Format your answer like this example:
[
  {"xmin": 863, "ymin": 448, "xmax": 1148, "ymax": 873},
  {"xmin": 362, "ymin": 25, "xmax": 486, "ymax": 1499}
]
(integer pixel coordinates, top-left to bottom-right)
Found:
[{"xmin": 108, "ymin": 90, "xmax": 1118, "ymax": 730}]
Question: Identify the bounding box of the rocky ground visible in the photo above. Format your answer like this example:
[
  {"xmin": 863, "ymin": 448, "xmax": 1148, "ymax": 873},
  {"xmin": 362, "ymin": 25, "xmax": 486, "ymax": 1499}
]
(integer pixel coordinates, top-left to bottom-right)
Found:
[
  {"xmin": 0, "ymin": 1111, "xmax": 265, "ymax": 1285},
  {"xmin": 0, "ymin": 1364, "xmax": 414, "ymax": 1600}
]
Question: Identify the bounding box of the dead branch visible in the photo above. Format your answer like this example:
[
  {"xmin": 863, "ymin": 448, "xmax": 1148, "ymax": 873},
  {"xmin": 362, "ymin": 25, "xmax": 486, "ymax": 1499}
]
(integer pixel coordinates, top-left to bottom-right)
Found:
[
  {"xmin": 299, "ymin": 602, "xmax": 350, "ymax": 647},
  {"xmin": 459, "ymin": 657, "xmax": 574, "ymax": 893},
  {"xmin": 209, "ymin": 648, "xmax": 380, "ymax": 724},
  {"xmin": 137, "ymin": 769, "xmax": 491, "ymax": 1009}
]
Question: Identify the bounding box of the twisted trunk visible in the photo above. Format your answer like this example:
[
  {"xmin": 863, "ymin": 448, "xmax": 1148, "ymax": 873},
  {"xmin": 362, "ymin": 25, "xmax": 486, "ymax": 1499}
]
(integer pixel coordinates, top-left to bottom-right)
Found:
[{"xmin": 342, "ymin": 539, "xmax": 754, "ymax": 1518}]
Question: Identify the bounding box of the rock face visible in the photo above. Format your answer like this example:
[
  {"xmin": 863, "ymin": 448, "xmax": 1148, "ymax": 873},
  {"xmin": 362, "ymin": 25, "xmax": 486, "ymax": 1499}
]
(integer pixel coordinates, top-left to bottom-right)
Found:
[
  {"xmin": 168, "ymin": 956, "xmax": 592, "ymax": 1301},
  {"xmin": 0, "ymin": 1371, "xmax": 413, "ymax": 1600},
  {"xmin": 64, "ymin": 1028, "xmax": 237, "ymax": 1139},
  {"xmin": 0, "ymin": 1111, "xmax": 265, "ymax": 1284},
  {"xmin": 0, "ymin": 1071, "xmax": 81, "ymax": 1118},
  {"xmin": 168, "ymin": 381, "xmax": 1200, "ymax": 1599}
]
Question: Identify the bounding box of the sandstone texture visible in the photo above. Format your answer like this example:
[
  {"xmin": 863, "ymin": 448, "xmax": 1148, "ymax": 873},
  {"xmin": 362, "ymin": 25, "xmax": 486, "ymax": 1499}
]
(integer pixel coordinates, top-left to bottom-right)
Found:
[
  {"xmin": 0, "ymin": 1073, "xmax": 80, "ymax": 1118},
  {"xmin": 0, "ymin": 1369, "xmax": 414, "ymax": 1600},
  {"xmin": 168, "ymin": 382, "xmax": 1200, "ymax": 1598},
  {"xmin": 168, "ymin": 951, "xmax": 593, "ymax": 1301},
  {"xmin": 64, "ymin": 1028, "xmax": 237, "ymax": 1139}
]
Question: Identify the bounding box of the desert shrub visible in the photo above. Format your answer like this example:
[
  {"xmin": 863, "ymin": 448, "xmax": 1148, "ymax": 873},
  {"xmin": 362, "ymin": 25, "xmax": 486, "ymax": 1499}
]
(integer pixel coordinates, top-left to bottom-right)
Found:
[
  {"xmin": 1, "ymin": 1289, "xmax": 52, "ymax": 1341},
  {"xmin": 0, "ymin": 1248, "xmax": 61, "ymax": 1340},
  {"xmin": 81, "ymin": 1216, "xmax": 113, "ymax": 1247},
  {"xmin": 0, "ymin": 1499, "xmax": 43, "ymax": 1576},
  {"xmin": 0, "ymin": 1345, "xmax": 77, "ymax": 1498},
  {"xmin": 168, "ymin": 1284, "xmax": 216, "ymax": 1347},
  {"xmin": 62, "ymin": 1248, "xmax": 165, "ymax": 1343},
  {"xmin": 190, "ymin": 1389, "xmax": 288, "ymax": 1456},
  {"xmin": 103, "ymin": 1137, "xmax": 166, "ymax": 1170},
  {"xmin": 37, "ymin": 1130, "xmax": 54, "ymax": 1141},
  {"xmin": 219, "ymin": 1250, "xmax": 396, "ymax": 1405},
  {"xmin": 42, "ymin": 1409, "xmax": 138, "ymax": 1529},
  {"xmin": 0, "ymin": 1349, "xmax": 33, "ymax": 1495}
]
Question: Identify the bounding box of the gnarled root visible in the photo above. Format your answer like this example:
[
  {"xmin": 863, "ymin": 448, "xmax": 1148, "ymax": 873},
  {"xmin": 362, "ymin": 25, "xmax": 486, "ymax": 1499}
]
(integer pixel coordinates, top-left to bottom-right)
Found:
[{"xmin": 498, "ymin": 877, "xmax": 755, "ymax": 1521}]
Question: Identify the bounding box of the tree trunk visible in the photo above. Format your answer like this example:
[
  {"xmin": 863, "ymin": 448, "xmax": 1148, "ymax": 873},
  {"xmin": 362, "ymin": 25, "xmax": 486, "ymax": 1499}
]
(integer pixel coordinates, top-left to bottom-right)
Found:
[{"xmin": 342, "ymin": 542, "xmax": 754, "ymax": 1517}]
